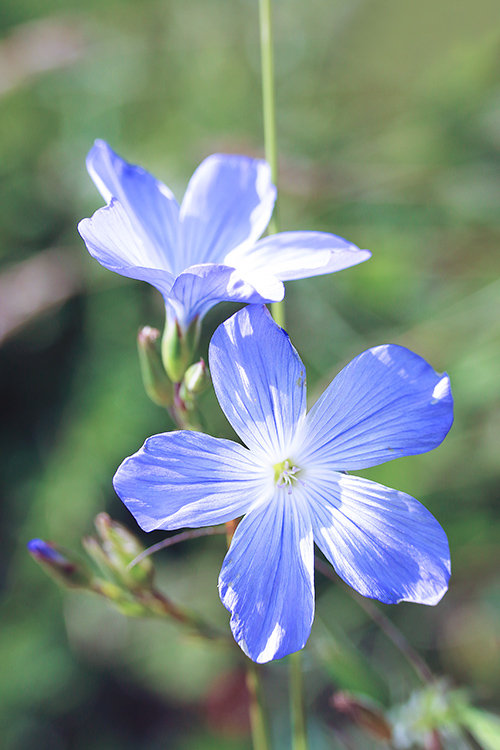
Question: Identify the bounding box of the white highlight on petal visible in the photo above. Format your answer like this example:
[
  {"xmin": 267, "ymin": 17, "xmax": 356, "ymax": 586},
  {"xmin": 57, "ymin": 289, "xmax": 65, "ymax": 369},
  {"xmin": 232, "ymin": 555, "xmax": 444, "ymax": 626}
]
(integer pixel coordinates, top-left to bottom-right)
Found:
[
  {"xmin": 256, "ymin": 623, "xmax": 286, "ymax": 664},
  {"xmin": 371, "ymin": 343, "xmax": 393, "ymax": 367},
  {"xmin": 432, "ymin": 375, "xmax": 451, "ymax": 403}
]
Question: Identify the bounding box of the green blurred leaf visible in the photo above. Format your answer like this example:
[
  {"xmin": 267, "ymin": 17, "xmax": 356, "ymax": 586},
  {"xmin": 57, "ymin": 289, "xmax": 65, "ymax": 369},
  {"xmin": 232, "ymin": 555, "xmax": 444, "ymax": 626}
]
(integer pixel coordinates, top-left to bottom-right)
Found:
[{"xmin": 463, "ymin": 707, "xmax": 500, "ymax": 750}]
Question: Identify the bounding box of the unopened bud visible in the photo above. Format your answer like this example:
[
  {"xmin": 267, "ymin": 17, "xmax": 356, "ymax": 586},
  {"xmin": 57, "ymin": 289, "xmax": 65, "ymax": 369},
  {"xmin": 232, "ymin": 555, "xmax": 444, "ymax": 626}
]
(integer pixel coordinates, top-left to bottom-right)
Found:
[
  {"xmin": 27, "ymin": 538, "xmax": 93, "ymax": 589},
  {"xmin": 161, "ymin": 315, "xmax": 200, "ymax": 383},
  {"xmin": 137, "ymin": 326, "xmax": 173, "ymax": 407},
  {"xmin": 182, "ymin": 359, "xmax": 210, "ymax": 395},
  {"xmin": 331, "ymin": 691, "xmax": 392, "ymax": 741},
  {"xmin": 93, "ymin": 513, "xmax": 154, "ymax": 590},
  {"xmin": 81, "ymin": 534, "xmax": 111, "ymax": 577}
]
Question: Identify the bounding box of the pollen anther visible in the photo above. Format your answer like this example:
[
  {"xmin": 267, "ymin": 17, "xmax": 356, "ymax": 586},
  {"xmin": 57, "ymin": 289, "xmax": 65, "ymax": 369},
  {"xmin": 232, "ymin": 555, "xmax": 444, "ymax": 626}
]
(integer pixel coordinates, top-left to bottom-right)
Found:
[{"xmin": 274, "ymin": 460, "xmax": 303, "ymax": 494}]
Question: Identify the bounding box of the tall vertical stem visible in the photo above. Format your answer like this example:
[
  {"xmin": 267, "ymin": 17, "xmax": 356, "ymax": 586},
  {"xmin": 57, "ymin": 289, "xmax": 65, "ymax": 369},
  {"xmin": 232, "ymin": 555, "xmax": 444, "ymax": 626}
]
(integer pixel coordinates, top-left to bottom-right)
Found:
[
  {"xmin": 247, "ymin": 661, "xmax": 272, "ymax": 750},
  {"xmin": 290, "ymin": 651, "xmax": 308, "ymax": 750},
  {"xmin": 259, "ymin": 0, "xmax": 285, "ymax": 328},
  {"xmin": 259, "ymin": 0, "xmax": 278, "ymax": 210}
]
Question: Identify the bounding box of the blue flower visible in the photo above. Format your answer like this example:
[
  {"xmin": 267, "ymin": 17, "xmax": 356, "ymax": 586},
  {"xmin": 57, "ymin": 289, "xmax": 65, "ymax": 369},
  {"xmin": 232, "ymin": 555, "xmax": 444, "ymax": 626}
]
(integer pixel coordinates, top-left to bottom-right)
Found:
[
  {"xmin": 78, "ymin": 141, "xmax": 370, "ymax": 333},
  {"xmin": 113, "ymin": 305, "xmax": 453, "ymax": 663}
]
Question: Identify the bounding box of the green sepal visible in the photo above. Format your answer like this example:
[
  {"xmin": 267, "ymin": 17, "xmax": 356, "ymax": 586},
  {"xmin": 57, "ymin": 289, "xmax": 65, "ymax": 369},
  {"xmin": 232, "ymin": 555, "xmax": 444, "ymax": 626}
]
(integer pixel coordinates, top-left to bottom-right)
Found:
[
  {"xmin": 180, "ymin": 358, "xmax": 210, "ymax": 399},
  {"xmin": 92, "ymin": 512, "xmax": 154, "ymax": 591},
  {"xmin": 137, "ymin": 326, "xmax": 173, "ymax": 407},
  {"xmin": 161, "ymin": 315, "xmax": 200, "ymax": 383}
]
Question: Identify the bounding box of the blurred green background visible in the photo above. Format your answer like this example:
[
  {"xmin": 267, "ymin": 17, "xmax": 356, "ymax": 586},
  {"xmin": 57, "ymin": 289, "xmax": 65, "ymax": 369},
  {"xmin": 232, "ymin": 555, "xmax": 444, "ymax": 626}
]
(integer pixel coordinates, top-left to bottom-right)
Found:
[{"xmin": 1, "ymin": 0, "xmax": 499, "ymax": 747}]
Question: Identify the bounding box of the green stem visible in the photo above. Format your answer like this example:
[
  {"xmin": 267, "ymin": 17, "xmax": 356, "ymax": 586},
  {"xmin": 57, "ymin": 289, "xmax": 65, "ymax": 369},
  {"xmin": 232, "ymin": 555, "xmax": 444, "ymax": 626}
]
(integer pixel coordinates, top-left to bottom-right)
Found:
[
  {"xmin": 259, "ymin": 0, "xmax": 278, "ymax": 206},
  {"xmin": 259, "ymin": 0, "xmax": 285, "ymax": 329},
  {"xmin": 247, "ymin": 660, "xmax": 272, "ymax": 750},
  {"xmin": 290, "ymin": 651, "xmax": 308, "ymax": 750},
  {"xmin": 138, "ymin": 588, "xmax": 227, "ymax": 641}
]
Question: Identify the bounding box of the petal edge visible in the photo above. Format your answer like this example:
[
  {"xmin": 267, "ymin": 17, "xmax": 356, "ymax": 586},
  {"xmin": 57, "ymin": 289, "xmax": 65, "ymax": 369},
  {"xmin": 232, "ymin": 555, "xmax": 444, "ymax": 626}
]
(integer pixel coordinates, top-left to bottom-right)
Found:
[
  {"xmin": 301, "ymin": 344, "xmax": 453, "ymax": 471},
  {"xmin": 113, "ymin": 431, "xmax": 265, "ymax": 532},
  {"xmin": 310, "ymin": 473, "xmax": 450, "ymax": 605}
]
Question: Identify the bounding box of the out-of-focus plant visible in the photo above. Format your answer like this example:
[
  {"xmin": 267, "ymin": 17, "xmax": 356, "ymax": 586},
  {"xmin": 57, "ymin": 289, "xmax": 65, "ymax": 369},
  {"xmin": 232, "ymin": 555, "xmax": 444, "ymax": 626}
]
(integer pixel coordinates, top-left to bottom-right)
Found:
[{"xmin": 29, "ymin": 514, "xmax": 226, "ymax": 640}]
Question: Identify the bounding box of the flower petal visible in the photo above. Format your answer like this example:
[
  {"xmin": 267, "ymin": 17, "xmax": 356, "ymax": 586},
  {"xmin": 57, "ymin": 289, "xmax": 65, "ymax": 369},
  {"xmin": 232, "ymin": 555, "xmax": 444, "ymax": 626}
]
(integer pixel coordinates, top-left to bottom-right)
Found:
[
  {"xmin": 169, "ymin": 264, "xmax": 284, "ymax": 327},
  {"xmin": 219, "ymin": 491, "xmax": 314, "ymax": 662},
  {"xmin": 113, "ymin": 431, "xmax": 267, "ymax": 532},
  {"xmin": 86, "ymin": 140, "xmax": 180, "ymax": 273},
  {"xmin": 226, "ymin": 231, "xmax": 371, "ymax": 281},
  {"xmin": 78, "ymin": 200, "xmax": 175, "ymax": 298},
  {"xmin": 179, "ymin": 154, "xmax": 276, "ymax": 268},
  {"xmin": 209, "ymin": 305, "xmax": 307, "ymax": 460},
  {"xmin": 300, "ymin": 344, "xmax": 453, "ymax": 471},
  {"xmin": 310, "ymin": 473, "xmax": 450, "ymax": 605}
]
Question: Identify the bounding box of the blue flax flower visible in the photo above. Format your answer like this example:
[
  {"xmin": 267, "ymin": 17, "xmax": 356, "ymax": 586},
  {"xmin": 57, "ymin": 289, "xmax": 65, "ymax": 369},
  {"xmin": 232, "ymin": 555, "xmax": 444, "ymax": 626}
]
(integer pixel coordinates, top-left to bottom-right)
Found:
[
  {"xmin": 113, "ymin": 305, "xmax": 453, "ymax": 663},
  {"xmin": 78, "ymin": 141, "xmax": 370, "ymax": 335}
]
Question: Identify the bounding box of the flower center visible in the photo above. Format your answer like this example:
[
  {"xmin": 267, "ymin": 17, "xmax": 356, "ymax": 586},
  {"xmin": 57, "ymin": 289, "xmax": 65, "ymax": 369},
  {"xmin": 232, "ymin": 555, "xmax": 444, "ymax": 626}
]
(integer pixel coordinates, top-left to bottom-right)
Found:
[{"xmin": 274, "ymin": 459, "xmax": 302, "ymax": 492}]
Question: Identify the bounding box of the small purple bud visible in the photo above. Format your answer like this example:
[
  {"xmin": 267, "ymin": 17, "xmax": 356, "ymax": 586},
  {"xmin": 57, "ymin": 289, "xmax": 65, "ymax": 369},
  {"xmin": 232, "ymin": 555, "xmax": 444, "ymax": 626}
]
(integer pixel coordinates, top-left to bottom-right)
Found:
[
  {"xmin": 27, "ymin": 539, "xmax": 68, "ymax": 564},
  {"xmin": 27, "ymin": 538, "xmax": 93, "ymax": 589}
]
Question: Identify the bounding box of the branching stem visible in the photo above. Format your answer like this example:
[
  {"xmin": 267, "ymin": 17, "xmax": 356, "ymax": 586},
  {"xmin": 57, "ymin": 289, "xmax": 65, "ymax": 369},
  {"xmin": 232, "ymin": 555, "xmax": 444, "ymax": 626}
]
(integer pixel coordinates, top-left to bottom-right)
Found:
[{"xmin": 127, "ymin": 525, "xmax": 227, "ymax": 569}]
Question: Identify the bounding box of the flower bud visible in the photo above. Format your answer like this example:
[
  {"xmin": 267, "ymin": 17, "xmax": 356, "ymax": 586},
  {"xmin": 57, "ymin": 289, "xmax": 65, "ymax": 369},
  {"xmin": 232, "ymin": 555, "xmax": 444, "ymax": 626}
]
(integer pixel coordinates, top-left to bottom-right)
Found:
[
  {"xmin": 182, "ymin": 359, "xmax": 210, "ymax": 395},
  {"xmin": 331, "ymin": 691, "xmax": 393, "ymax": 741},
  {"xmin": 93, "ymin": 512, "xmax": 154, "ymax": 590},
  {"xmin": 81, "ymin": 534, "xmax": 112, "ymax": 577},
  {"xmin": 161, "ymin": 315, "xmax": 200, "ymax": 383},
  {"xmin": 27, "ymin": 538, "xmax": 93, "ymax": 590},
  {"xmin": 137, "ymin": 326, "xmax": 173, "ymax": 407}
]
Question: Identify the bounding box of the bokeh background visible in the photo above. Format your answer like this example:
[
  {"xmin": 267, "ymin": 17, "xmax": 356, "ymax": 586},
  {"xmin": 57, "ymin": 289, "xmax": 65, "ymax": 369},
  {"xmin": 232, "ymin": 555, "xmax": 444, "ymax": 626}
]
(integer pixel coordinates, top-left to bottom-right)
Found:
[{"xmin": 1, "ymin": 0, "xmax": 499, "ymax": 747}]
